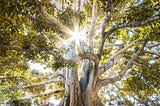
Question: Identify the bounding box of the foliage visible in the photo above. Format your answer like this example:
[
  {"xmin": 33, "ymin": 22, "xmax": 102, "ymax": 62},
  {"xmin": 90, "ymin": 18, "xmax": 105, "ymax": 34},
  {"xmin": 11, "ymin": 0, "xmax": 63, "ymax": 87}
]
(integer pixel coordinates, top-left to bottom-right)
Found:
[{"xmin": 0, "ymin": 0, "xmax": 159, "ymax": 105}]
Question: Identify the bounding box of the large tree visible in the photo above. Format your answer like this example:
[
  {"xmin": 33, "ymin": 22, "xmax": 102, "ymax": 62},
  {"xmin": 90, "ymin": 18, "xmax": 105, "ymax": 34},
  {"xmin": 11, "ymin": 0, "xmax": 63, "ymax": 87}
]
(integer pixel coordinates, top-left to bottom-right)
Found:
[{"xmin": 0, "ymin": 0, "xmax": 160, "ymax": 106}]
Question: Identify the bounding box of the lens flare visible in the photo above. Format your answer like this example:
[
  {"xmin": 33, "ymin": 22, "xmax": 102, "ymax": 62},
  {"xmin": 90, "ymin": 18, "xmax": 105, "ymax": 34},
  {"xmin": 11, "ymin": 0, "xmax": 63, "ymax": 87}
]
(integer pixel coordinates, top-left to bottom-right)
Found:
[{"xmin": 70, "ymin": 28, "xmax": 85, "ymax": 42}]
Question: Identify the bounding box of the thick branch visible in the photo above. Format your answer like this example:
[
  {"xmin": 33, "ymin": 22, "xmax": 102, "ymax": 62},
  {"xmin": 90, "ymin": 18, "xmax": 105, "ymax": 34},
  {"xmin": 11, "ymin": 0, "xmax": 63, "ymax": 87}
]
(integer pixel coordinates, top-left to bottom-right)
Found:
[
  {"xmin": 33, "ymin": 0, "xmax": 71, "ymax": 35},
  {"xmin": 97, "ymin": 16, "xmax": 110, "ymax": 59},
  {"xmin": 89, "ymin": 0, "xmax": 97, "ymax": 36},
  {"xmin": 80, "ymin": 52, "xmax": 99, "ymax": 63},
  {"xmin": 27, "ymin": 14, "xmax": 62, "ymax": 29},
  {"xmin": 108, "ymin": 0, "xmax": 114, "ymax": 13},
  {"xmin": 67, "ymin": 52, "xmax": 99, "ymax": 64},
  {"xmin": 104, "ymin": 15, "xmax": 160, "ymax": 39},
  {"xmin": 96, "ymin": 39, "xmax": 147, "ymax": 90},
  {"xmin": 101, "ymin": 16, "xmax": 110, "ymax": 37},
  {"xmin": 88, "ymin": 0, "xmax": 98, "ymax": 50}
]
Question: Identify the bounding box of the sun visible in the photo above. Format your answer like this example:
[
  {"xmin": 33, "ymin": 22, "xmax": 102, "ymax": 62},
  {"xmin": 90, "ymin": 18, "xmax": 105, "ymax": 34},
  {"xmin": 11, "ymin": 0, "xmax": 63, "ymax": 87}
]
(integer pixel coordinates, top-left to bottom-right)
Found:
[
  {"xmin": 57, "ymin": 28, "xmax": 87, "ymax": 48},
  {"xmin": 69, "ymin": 28, "xmax": 87, "ymax": 43},
  {"xmin": 70, "ymin": 29, "xmax": 82, "ymax": 41}
]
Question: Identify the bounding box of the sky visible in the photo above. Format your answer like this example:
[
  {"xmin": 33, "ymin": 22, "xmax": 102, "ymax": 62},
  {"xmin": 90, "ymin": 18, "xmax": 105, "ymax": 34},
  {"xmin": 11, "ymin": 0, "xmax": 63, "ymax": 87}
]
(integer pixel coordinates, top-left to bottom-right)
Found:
[{"xmin": 28, "ymin": 61, "xmax": 52, "ymax": 73}]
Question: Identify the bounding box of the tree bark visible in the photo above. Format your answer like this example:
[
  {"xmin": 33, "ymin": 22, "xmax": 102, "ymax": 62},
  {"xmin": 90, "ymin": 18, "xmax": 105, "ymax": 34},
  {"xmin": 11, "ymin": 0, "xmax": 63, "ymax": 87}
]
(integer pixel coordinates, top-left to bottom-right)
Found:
[
  {"xmin": 59, "ymin": 83, "xmax": 104, "ymax": 106},
  {"xmin": 58, "ymin": 62, "xmax": 104, "ymax": 106}
]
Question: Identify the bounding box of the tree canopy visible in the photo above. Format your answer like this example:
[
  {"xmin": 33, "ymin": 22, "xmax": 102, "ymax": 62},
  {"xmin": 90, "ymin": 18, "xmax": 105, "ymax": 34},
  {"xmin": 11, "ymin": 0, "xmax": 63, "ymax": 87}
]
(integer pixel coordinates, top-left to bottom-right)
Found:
[{"xmin": 0, "ymin": 0, "xmax": 160, "ymax": 105}]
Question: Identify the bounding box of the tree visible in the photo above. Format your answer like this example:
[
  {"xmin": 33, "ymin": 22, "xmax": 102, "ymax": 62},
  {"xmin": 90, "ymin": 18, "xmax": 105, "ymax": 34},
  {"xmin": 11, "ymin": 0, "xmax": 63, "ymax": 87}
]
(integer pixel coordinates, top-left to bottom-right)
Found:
[{"xmin": 0, "ymin": 0, "xmax": 160, "ymax": 106}]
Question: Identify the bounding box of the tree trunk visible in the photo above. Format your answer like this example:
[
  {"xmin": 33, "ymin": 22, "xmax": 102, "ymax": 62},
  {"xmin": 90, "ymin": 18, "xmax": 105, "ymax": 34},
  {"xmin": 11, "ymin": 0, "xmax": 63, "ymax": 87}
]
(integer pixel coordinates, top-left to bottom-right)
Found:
[
  {"xmin": 58, "ymin": 39, "xmax": 103, "ymax": 106},
  {"xmin": 59, "ymin": 79, "xmax": 104, "ymax": 106},
  {"xmin": 59, "ymin": 86, "xmax": 103, "ymax": 106},
  {"xmin": 58, "ymin": 62, "xmax": 103, "ymax": 106}
]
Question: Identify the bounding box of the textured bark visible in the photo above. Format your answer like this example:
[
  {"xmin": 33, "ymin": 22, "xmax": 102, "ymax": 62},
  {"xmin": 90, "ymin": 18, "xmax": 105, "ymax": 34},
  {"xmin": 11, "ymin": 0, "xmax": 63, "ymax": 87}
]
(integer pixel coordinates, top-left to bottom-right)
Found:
[
  {"xmin": 81, "ymin": 91, "xmax": 104, "ymax": 106},
  {"xmin": 59, "ymin": 89, "xmax": 104, "ymax": 106},
  {"xmin": 58, "ymin": 61, "xmax": 104, "ymax": 106}
]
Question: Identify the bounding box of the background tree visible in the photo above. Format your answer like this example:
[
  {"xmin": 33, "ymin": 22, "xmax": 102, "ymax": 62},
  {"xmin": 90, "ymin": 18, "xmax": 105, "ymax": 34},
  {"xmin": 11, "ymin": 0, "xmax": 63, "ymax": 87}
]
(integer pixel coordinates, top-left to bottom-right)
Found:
[{"xmin": 0, "ymin": 0, "xmax": 160, "ymax": 106}]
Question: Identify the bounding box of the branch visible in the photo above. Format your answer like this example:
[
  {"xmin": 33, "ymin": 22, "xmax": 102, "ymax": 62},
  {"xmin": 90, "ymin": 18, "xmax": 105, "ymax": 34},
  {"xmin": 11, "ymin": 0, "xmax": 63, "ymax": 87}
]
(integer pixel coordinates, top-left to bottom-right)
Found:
[
  {"xmin": 97, "ymin": 15, "xmax": 159, "ymax": 60},
  {"xmin": 28, "ymin": 69, "xmax": 65, "ymax": 79},
  {"xmin": 97, "ymin": 15, "xmax": 159, "ymax": 59},
  {"xmin": 66, "ymin": 52, "xmax": 99, "ymax": 64},
  {"xmin": 104, "ymin": 42, "xmax": 125, "ymax": 47},
  {"xmin": 142, "ymin": 50, "xmax": 160, "ymax": 57},
  {"xmin": 33, "ymin": 0, "xmax": 71, "ymax": 35},
  {"xmin": 108, "ymin": 0, "xmax": 114, "ymax": 13},
  {"xmin": 97, "ymin": 16, "xmax": 111, "ymax": 59},
  {"xmin": 0, "ymin": 76, "xmax": 32, "ymax": 84},
  {"xmin": 143, "ymin": 56, "xmax": 159, "ymax": 60},
  {"xmin": 119, "ymin": 39, "xmax": 147, "ymax": 77},
  {"xmin": 73, "ymin": 0, "xmax": 84, "ymax": 12},
  {"xmin": 16, "ymin": 88, "xmax": 65, "ymax": 101},
  {"xmin": 0, "ymin": 44, "xmax": 98, "ymax": 65},
  {"xmin": 146, "ymin": 43, "xmax": 160, "ymax": 48},
  {"xmin": 88, "ymin": 0, "xmax": 98, "ymax": 49},
  {"xmin": 0, "ymin": 44, "xmax": 79, "ymax": 64},
  {"xmin": 24, "ymin": 77, "xmax": 64, "ymax": 89},
  {"xmin": 98, "ymin": 58, "xmax": 114, "ymax": 76},
  {"xmin": 0, "ymin": 73, "xmax": 65, "ymax": 89},
  {"xmin": 97, "ymin": 15, "xmax": 111, "ymax": 59},
  {"xmin": 51, "ymin": 0, "xmax": 62, "ymax": 10},
  {"xmin": 96, "ymin": 39, "xmax": 147, "ymax": 90},
  {"xmin": 0, "ymin": 44, "xmax": 46, "ymax": 52},
  {"xmin": 133, "ymin": 62, "xmax": 149, "ymax": 68},
  {"xmin": 98, "ymin": 40, "xmax": 138, "ymax": 76},
  {"xmin": 80, "ymin": 52, "xmax": 99, "ymax": 62},
  {"xmin": 86, "ymin": 0, "xmax": 92, "ymax": 6},
  {"xmin": 101, "ymin": 16, "xmax": 111, "ymax": 37},
  {"xmin": 111, "ymin": 40, "xmax": 138, "ymax": 58},
  {"xmin": 104, "ymin": 15, "xmax": 160, "ymax": 39},
  {"xmin": 113, "ymin": 84, "xmax": 144, "ymax": 104},
  {"xmin": 27, "ymin": 14, "xmax": 62, "ymax": 29}
]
